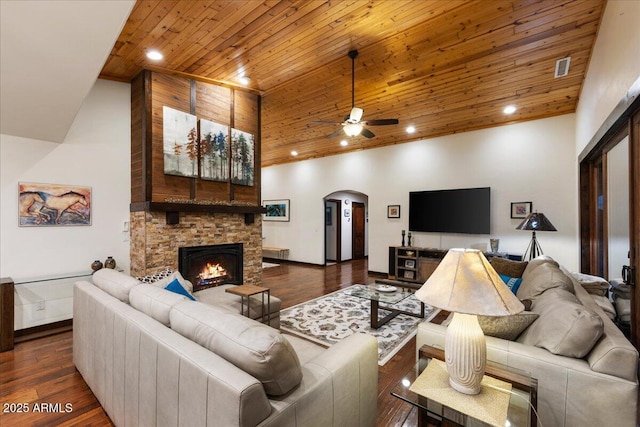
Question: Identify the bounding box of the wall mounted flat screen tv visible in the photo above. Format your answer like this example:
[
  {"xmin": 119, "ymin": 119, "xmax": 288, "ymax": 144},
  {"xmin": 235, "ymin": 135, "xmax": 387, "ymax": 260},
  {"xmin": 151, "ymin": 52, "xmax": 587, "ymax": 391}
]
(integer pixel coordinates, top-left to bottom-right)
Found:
[{"xmin": 409, "ymin": 187, "xmax": 491, "ymax": 234}]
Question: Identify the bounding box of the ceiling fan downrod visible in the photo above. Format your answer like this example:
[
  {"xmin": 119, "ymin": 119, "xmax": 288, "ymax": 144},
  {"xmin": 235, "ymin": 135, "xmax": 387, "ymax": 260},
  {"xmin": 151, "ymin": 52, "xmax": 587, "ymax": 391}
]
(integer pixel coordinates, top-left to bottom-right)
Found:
[{"xmin": 348, "ymin": 50, "xmax": 358, "ymax": 109}]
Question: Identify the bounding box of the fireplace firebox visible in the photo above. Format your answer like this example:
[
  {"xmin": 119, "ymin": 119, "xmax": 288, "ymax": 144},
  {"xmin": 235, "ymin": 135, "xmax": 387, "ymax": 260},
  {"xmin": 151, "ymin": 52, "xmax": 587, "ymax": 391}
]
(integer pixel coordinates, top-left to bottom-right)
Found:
[{"xmin": 179, "ymin": 243, "xmax": 243, "ymax": 292}]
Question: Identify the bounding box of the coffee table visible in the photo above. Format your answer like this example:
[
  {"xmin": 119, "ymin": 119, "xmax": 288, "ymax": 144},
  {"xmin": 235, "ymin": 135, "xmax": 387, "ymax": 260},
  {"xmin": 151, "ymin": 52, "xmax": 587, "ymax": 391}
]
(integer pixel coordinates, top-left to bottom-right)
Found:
[
  {"xmin": 392, "ymin": 345, "xmax": 538, "ymax": 427},
  {"xmin": 349, "ymin": 284, "xmax": 425, "ymax": 328}
]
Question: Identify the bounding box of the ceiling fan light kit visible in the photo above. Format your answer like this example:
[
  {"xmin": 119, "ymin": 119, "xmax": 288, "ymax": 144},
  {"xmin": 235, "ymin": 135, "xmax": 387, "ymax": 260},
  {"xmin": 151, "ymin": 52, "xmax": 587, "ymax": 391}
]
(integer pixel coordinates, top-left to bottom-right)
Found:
[
  {"xmin": 344, "ymin": 123, "xmax": 364, "ymax": 136},
  {"xmin": 313, "ymin": 50, "xmax": 399, "ymax": 139}
]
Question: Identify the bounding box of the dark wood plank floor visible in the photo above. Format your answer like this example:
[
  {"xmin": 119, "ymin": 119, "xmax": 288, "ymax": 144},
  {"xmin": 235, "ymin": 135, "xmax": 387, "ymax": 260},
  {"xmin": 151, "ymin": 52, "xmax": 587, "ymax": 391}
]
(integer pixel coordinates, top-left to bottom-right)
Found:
[{"xmin": 0, "ymin": 259, "xmax": 422, "ymax": 426}]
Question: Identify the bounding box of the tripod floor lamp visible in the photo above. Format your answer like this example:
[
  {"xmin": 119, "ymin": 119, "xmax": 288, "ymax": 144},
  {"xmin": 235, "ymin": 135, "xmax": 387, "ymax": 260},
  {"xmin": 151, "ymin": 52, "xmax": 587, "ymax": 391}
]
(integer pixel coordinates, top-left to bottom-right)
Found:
[{"xmin": 517, "ymin": 212, "xmax": 557, "ymax": 260}]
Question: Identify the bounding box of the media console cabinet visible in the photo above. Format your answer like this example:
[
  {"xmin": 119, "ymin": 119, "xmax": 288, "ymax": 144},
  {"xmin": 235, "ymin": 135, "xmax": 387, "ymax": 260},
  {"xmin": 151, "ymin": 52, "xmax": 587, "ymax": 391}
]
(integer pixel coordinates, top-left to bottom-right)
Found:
[{"xmin": 388, "ymin": 246, "xmax": 522, "ymax": 284}]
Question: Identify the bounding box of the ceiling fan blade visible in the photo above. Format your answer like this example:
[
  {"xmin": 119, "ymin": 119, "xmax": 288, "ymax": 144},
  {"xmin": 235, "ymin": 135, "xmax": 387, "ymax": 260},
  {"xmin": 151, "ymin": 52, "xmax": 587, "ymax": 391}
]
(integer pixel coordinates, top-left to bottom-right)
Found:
[
  {"xmin": 326, "ymin": 128, "xmax": 345, "ymax": 138},
  {"xmin": 311, "ymin": 120, "xmax": 342, "ymax": 125},
  {"xmin": 365, "ymin": 118, "xmax": 399, "ymax": 126},
  {"xmin": 361, "ymin": 128, "xmax": 375, "ymax": 138},
  {"xmin": 349, "ymin": 107, "xmax": 363, "ymax": 122}
]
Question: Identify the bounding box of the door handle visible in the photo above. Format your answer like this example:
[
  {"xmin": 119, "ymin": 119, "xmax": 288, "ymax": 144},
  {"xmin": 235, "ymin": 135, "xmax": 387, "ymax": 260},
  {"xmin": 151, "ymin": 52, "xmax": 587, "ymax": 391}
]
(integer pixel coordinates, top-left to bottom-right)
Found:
[{"xmin": 622, "ymin": 265, "xmax": 635, "ymax": 287}]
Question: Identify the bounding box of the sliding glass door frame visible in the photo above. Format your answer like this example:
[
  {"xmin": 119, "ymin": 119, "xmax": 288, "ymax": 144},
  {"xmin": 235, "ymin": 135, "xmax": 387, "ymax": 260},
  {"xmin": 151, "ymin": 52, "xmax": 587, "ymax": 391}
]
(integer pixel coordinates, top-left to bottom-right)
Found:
[{"xmin": 579, "ymin": 92, "xmax": 640, "ymax": 349}]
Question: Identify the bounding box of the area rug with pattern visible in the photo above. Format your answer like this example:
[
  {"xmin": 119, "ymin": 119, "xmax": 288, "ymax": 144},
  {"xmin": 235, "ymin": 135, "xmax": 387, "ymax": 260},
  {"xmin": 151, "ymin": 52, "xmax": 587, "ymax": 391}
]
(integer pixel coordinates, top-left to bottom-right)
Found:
[{"xmin": 280, "ymin": 285, "xmax": 439, "ymax": 365}]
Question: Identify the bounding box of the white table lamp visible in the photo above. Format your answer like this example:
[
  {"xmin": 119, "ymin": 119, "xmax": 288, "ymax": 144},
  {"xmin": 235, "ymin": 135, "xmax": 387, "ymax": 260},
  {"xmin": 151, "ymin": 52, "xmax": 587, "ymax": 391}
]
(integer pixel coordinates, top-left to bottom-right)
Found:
[{"xmin": 415, "ymin": 248, "xmax": 524, "ymax": 394}]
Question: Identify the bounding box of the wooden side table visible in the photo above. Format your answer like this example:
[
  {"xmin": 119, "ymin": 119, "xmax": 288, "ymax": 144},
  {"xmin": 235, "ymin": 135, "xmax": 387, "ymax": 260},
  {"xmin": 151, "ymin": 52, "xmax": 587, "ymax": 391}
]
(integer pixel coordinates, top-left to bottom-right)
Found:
[{"xmin": 225, "ymin": 285, "xmax": 271, "ymax": 326}]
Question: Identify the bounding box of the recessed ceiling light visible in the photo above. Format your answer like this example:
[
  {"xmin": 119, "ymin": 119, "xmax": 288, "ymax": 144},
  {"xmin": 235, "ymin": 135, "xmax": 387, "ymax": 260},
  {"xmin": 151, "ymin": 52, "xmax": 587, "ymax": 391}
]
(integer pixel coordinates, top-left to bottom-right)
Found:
[
  {"xmin": 238, "ymin": 75, "xmax": 251, "ymax": 85},
  {"xmin": 340, "ymin": 140, "xmax": 348, "ymax": 146},
  {"xmin": 291, "ymin": 150, "xmax": 298, "ymax": 156},
  {"xmin": 406, "ymin": 125, "xmax": 416, "ymax": 134},
  {"xmin": 503, "ymin": 105, "xmax": 517, "ymax": 115},
  {"xmin": 146, "ymin": 50, "xmax": 163, "ymax": 61}
]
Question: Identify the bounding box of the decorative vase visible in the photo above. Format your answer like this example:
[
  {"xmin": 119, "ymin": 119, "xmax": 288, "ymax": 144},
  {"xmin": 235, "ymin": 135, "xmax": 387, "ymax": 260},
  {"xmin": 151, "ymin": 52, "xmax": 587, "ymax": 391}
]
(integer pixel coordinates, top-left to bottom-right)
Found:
[
  {"xmin": 490, "ymin": 238, "xmax": 500, "ymax": 253},
  {"xmin": 91, "ymin": 260, "xmax": 103, "ymax": 273},
  {"xmin": 105, "ymin": 256, "xmax": 116, "ymax": 269},
  {"xmin": 401, "ymin": 230, "xmax": 406, "ymax": 247}
]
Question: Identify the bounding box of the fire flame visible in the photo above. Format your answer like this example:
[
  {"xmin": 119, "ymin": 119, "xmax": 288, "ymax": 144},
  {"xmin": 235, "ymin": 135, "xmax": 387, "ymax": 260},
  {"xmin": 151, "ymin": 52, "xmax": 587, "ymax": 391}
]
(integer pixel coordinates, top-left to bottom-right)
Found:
[{"xmin": 198, "ymin": 262, "xmax": 227, "ymax": 280}]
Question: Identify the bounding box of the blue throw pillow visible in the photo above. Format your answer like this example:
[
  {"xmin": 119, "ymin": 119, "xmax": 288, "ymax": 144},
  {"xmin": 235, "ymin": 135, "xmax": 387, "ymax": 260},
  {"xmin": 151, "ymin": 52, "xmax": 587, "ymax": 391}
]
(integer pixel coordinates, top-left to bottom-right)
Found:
[
  {"xmin": 499, "ymin": 274, "xmax": 523, "ymax": 295},
  {"xmin": 165, "ymin": 278, "xmax": 196, "ymax": 301}
]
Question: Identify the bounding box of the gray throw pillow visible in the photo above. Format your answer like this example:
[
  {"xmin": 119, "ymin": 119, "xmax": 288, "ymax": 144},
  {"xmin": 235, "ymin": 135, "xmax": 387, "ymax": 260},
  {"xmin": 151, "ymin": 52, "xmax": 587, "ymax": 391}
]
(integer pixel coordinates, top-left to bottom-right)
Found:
[{"xmin": 477, "ymin": 312, "xmax": 539, "ymax": 341}]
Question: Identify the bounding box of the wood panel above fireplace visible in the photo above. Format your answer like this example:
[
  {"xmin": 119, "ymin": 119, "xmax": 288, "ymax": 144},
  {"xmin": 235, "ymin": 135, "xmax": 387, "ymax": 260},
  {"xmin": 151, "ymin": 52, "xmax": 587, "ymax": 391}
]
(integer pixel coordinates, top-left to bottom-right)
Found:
[{"xmin": 130, "ymin": 70, "xmax": 264, "ymax": 216}]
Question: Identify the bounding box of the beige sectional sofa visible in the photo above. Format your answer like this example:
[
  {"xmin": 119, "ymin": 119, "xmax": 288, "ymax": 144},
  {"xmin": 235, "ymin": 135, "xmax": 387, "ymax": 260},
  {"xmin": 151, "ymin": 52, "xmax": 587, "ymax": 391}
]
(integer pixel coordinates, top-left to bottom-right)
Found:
[
  {"xmin": 73, "ymin": 269, "xmax": 378, "ymax": 426},
  {"xmin": 417, "ymin": 255, "xmax": 638, "ymax": 427}
]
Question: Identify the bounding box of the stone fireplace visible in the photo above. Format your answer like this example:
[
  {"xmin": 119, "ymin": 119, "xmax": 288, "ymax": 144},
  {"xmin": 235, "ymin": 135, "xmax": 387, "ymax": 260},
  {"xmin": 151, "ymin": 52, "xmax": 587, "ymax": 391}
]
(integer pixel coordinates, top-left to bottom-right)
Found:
[
  {"xmin": 179, "ymin": 243, "xmax": 243, "ymax": 291},
  {"xmin": 130, "ymin": 211, "xmax": 262, "ymax": 287}
]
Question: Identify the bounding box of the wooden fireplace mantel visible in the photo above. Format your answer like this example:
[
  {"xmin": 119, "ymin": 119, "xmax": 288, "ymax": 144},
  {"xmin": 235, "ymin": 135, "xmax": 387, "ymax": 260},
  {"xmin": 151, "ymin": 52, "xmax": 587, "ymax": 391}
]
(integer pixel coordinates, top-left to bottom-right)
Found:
[{"xmin": 130, "ymin": 201, "xmax": 267, "ymax": 215}]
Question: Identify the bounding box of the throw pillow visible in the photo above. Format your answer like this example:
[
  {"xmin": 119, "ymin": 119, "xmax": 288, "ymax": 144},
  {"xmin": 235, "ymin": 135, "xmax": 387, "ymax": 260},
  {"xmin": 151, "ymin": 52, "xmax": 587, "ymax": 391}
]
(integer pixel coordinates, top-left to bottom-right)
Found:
[
  {"xmin": 571, "ymin": 272, "xmax": 610, "ymax": 297},
  {"xmin": 517, "ymin": 288, "xmax": 604, "ymax": 357},
  {"xmin": 490, "ymin": 257, "xmax": 528, "ymax": 278},
  {"xmin": 136, "ymin": 268, "xmax": 173, "ymax": 284},
  {"xmin": 165, "ymin": 278, "xmax": 196, "ymax": 301},
  {"xmin": 477, "ymin": 312, "xmax": 539, "ymax": 341},
  {"xmin": 499, "ymin": 274, "xmax": 523, "ymax": 294},
  {"xmin": 152, "ymin": 271, "xmax": 194, "ymax": 294}
]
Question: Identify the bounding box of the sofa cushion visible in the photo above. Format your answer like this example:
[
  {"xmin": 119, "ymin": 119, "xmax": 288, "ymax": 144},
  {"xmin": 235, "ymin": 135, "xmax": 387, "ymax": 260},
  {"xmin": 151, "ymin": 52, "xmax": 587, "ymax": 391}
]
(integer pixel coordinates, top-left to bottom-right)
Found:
[
  {"xmin": 170, "ymin": 301, "xmax": 302, "ymax": 396},
  {"xmin": 92, "ymin": 268, "xmax": 140, "ymax": 303},
  {"xmin": 516, "ymin": 262, "xmax": 574, "ymax": 300},
  {"xmin": 490, "ymin": 257, "xmax": 528, "ymax": 278},
  {"xmin": 517, "ymin": 289, "xmax": 604, "ymax": 357},
  {"xmin": 521, "ymin": 255, "xmax": 559, "ymax": 282},
  {"xmin": 152, "ymin": 271, "xmax": 194, "ymax": 294},
  {"xmin": 129, "ymin": 284, "xmax": 190, "ymax": 326}
]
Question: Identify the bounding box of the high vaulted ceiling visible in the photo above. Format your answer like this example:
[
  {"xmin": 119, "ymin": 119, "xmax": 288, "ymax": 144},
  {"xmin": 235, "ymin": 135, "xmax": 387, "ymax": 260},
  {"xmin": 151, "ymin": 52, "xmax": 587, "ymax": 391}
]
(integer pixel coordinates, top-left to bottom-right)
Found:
[{"xmin": 101, "ymin": 0, "xmax": 605, "ymax": 167}]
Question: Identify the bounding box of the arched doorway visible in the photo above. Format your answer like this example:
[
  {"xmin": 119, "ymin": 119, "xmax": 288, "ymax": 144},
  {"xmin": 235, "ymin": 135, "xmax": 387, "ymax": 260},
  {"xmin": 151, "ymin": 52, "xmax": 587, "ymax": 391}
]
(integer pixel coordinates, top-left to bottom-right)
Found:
[{"xmin": 324, "ymin": 190, "xmax": 368, "ymax": 264}]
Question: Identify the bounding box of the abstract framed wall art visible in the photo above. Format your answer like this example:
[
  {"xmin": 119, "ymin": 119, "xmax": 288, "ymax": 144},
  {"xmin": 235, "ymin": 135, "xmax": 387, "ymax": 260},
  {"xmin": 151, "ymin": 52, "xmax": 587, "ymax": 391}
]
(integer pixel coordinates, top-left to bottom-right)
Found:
[
  {"xmin": 163, "ymin": 106, "xmax": 198, "ymax": 177},
  {"xmin": 263, "ymin": 199, "xmax": 290, "ymax": 222},
  {"xmin": 230, "ymin": 128, "xmax": 255, "ymax": 186},
  {"xmin": 198, "ymin": 119, "xmax": 229, "ymax": 182},
  {"xmin": 18, "ymin": 182, "xmax": 91, "ymax": 226},
  {"xmin": 511, "ymin": 201, "xmax": 532, "ymax": 219}
]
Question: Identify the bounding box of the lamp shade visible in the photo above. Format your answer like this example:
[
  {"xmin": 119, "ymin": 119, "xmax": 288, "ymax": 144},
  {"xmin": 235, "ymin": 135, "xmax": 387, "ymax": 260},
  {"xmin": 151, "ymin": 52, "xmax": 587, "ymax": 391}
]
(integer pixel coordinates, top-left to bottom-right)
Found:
[
  {"xmin": 516, "ymin": 212, "xmax": 557, "ymax": 231},
  {"xmin": 415, "ymin": 248, "xmax": 524, "ymax": 316}
]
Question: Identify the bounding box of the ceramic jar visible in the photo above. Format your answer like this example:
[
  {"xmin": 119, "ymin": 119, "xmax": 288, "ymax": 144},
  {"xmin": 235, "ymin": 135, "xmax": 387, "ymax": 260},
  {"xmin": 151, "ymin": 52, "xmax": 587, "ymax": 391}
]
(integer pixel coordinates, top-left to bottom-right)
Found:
[
  {"xmin": 91, "ymin": 260, "xmax": 103, "ymax": 273},
  {"xmin": 105, "ymin": 256, "xmax": 117, "ymax": 269}
]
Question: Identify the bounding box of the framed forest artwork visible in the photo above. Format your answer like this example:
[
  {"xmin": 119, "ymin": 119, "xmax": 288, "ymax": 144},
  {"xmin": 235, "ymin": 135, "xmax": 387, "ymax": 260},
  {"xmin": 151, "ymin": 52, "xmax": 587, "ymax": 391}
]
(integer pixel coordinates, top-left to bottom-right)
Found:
[
  {"xmin": 230, "ymin": 128, "xmax": 255, "ymax": 186},
  {"xmin": 163, "ymin": 106, "xmax": 198, "ymax": 178},
  {"xmin": 198, "ymin": 119, "xmax": 229, "ymax": 182}
]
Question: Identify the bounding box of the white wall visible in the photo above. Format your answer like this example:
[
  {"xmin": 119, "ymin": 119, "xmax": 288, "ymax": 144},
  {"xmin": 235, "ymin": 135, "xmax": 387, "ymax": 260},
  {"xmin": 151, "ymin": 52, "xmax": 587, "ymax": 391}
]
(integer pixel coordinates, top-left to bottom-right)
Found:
[
  {"xmin": 1, "ymin": 79, "xmax": 131, "ymax": 325},
  {"xmin": 575, "ymin": 0, "xmax": 640, "ymax": 154},
  {"xmin": 263, "ymin": 114, "xmax": 578, "ymax": 272}
]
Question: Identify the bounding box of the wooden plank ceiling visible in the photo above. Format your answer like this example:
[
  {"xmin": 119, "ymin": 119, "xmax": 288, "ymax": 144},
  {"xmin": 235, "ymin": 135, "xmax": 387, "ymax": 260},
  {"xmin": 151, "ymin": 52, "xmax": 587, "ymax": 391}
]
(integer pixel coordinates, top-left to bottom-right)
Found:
[{"xmin": 100, "ymin": 0, "xmax": 605, "ymax": 167}]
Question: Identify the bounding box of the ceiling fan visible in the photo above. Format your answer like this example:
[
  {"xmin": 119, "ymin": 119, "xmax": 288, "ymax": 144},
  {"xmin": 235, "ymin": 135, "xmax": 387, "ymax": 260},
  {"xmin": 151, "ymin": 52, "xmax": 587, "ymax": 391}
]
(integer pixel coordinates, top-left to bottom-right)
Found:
[{"xmin": 313, "ymin": 50, "xmax": 399, "ymax": 138}]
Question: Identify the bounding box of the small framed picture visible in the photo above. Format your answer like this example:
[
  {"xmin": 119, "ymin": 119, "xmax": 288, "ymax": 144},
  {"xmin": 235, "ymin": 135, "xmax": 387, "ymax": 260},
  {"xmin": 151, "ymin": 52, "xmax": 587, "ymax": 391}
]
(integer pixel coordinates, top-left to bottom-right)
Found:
[
  {"xmin": 263, "ymin": 199, "xmax": 290, "ymax": 222},
  {"xmin": 405, "ymin": 259, "xmax": 415, "ymax": 268},
  {"xmin": 403, "ymin": 270, "xmax": 414, "ymax": 279},
  {"xmin": 387, "ymin": 205, "xmax": 401, "ymax": 218},
  {"xmin": 511, "ymin": 201, "xmax": 532, "ymax": 219}
]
